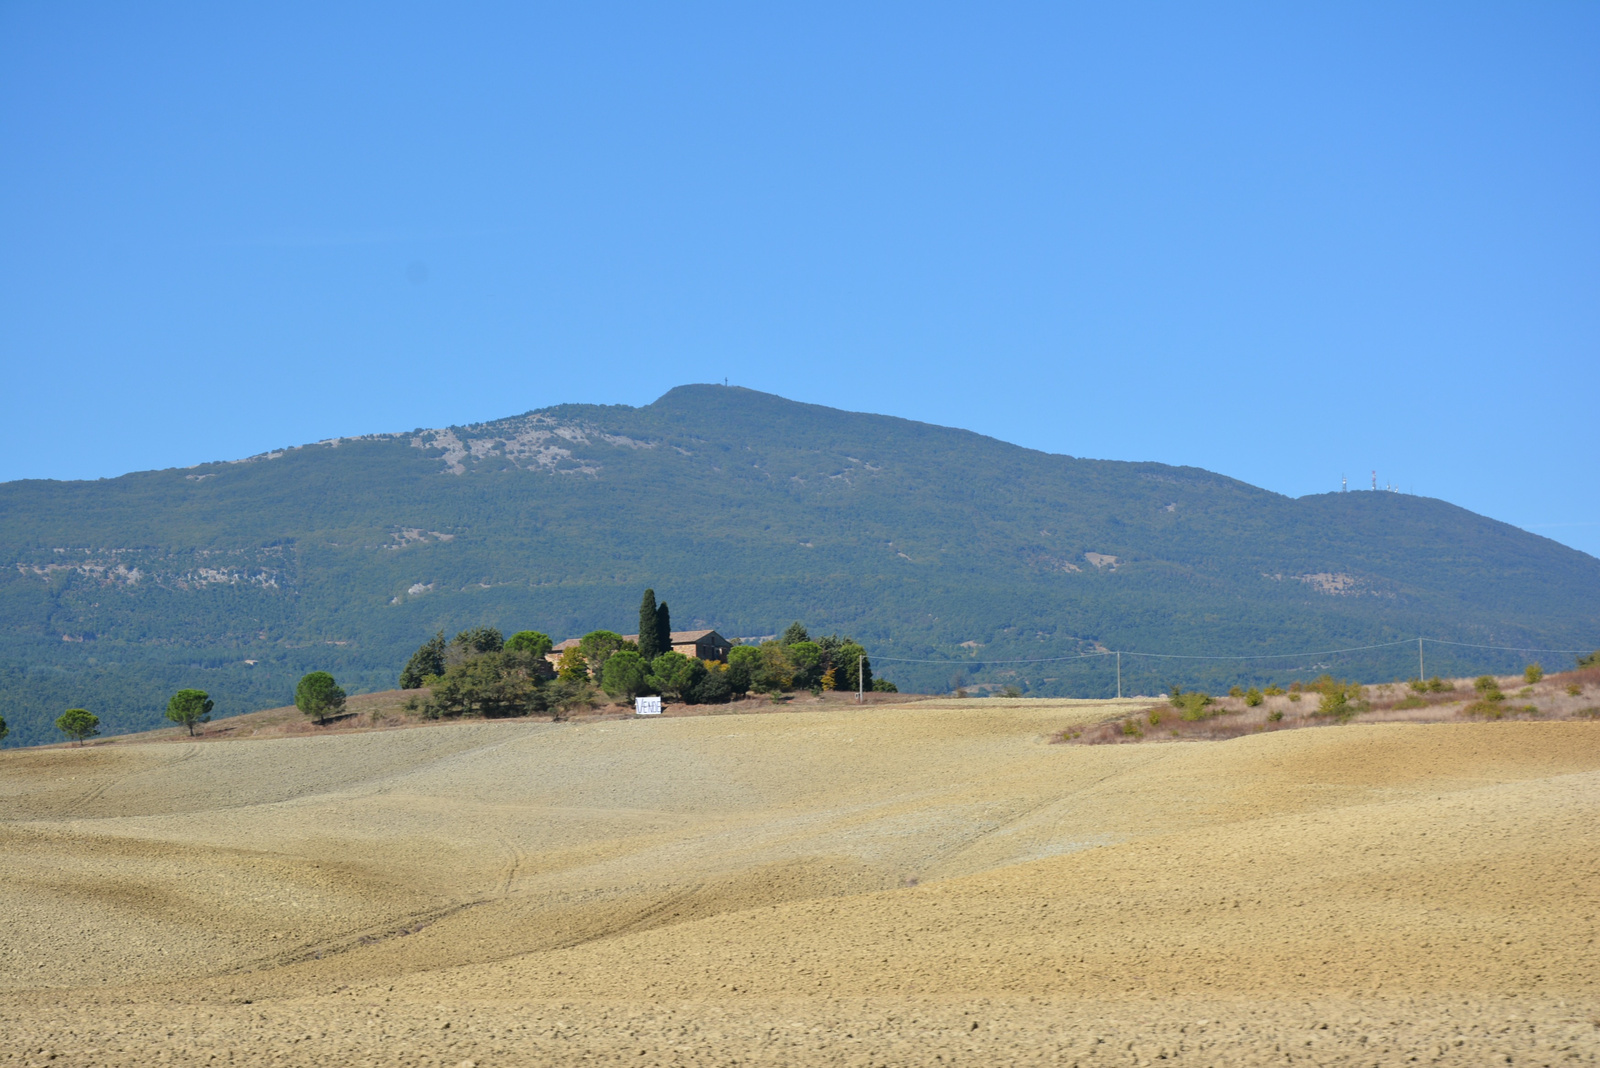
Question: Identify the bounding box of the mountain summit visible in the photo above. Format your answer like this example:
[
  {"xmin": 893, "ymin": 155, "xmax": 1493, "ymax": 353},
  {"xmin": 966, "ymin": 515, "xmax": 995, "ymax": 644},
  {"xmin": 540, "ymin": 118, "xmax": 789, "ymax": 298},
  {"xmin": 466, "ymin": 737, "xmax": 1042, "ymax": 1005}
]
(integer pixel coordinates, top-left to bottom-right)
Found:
[{"xmin": 2, "ymin": 384, "xmax": 1596, "ymax": 744}]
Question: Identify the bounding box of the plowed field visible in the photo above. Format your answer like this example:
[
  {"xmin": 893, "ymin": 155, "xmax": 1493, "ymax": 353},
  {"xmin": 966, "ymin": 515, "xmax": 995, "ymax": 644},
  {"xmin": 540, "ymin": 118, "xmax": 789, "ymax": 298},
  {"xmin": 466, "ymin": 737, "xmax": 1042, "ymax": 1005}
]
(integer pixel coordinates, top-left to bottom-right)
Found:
[{"xmin": 3, "ymin": 700, "xmax": 1598, "ymax": 1066}]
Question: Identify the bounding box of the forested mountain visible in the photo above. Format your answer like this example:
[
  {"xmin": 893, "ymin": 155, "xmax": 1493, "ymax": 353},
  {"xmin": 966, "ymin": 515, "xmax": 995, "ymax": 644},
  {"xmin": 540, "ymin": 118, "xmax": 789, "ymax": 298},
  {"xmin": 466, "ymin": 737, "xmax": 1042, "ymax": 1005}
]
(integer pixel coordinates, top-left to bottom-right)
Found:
[{"xmin": 2, "ymin": 384, "xmax": 1596, "ymax": 746}]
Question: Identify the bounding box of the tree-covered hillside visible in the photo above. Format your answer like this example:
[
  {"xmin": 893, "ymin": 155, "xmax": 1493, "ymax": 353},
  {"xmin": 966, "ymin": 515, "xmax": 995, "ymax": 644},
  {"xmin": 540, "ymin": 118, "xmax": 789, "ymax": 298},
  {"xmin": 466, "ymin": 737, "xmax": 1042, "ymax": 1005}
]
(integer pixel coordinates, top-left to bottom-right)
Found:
[{"xmin": 2, "ymin": 384, "xmax": 1596, "ymax": 745}]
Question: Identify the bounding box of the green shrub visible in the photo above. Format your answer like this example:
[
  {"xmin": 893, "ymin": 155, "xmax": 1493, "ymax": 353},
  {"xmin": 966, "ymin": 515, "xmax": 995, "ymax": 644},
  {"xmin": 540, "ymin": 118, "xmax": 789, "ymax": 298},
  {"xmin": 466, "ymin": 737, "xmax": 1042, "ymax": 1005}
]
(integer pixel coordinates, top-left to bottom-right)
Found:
[
  {"xmin": 686, "ymin": 670, "xmax": 733, "ymax": 704},
  {"xmin": 1408, "ymin": 677, "xmax": 1429, "ymax": 693},
  {"xmin": 1268, "ymin": 709, "xmax": 1284, "ymax": 722},
  {"xmin": 1121, "ymin": 718, "xmax": 1143, "ymax": 738},
  {"xmin": 1147, "ymin": 707, "xmax": 1162, "ymax": 726},
  {"xmin": 1395, "ymin": 694, "xmax": 1426, "ymax": 710},
  {"xmin": 1577, "ymin": 651, "xmax": 1600, "ymax": 669},
  {"xmin": 420, "ymin": 651, "xmax": 549, "ymax": 719},
  {"xmin": 872, "ymin": 678, "xmax": 899, "ymax": 693},
  {"xmin": 1473, "ymin": 676, "xmax": 1504, "ymax": 703},
  {"xmin": 787, "ymin": 641, "xmax": 825, "ymax": 690},
  {"xmin": 1174, "ymin": 692, "xmax": 1215, "ymax": 721},
  {"xmin": 1288, "ymin": 692, "xmax": 1302, "ymax": 702},
  {"xmin": 750, "ymin": 641, "xmax": 797, "ymax": 692},
  {"xmin": 555, "ymin": 647, "xmax": 589, "ymax": 682},
  {"xmin": 1228, "ymin": 685, "xmax": 1244, "ymax": 698},
  {"xmin": 544, "ymin": 677, "xmax": 599, "ymax": 719},
  {"xmin": 1317, "ymin": 689, "xmax": 1354, "ymax": 723},
  {"xmin": 647, "ymin": 651, "xmax": 705, "ymax": 700},
  {"xmin": 601, "ymin": 650, "xmax": 653, "ymax": 699},
  {"xmin": 726, "ymin": 645, "xmax": 760, "ymax": 694},
  {"xmin": 1244, "ymin": 687, "xmax": 1263, "ymax": 707},
  {"xmin": 1567, "ymin": 683, "xmax": 1584, "ymax": 697},
  {"xmin": 1263, "ymin": 685, "xmax": 1285, "ymax": 697},
  {"xmin": 1465, "ymin": 699, "xmax": 1504, "ymax": 720},
  {"xmin": 1524, "ymin": 663, "xmax": 1544, "ymax": 685},
  {"xmin": 1427, "ymin": 676, "xmax": 1449, "ymax": 693}
]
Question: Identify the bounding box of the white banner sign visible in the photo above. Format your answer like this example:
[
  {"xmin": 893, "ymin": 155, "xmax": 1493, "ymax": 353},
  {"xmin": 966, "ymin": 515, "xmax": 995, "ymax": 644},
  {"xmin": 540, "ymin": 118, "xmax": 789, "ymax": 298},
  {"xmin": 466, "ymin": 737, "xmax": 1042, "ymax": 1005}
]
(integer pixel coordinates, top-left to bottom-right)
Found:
[{"xmin": 635, "ymin": 696, "xmax": 662, "ymax": 716}]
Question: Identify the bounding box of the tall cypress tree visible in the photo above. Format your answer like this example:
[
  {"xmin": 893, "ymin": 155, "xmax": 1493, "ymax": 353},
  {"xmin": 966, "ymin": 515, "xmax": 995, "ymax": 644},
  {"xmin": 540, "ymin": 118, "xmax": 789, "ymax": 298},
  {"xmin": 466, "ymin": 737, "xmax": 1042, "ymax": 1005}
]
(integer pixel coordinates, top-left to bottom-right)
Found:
[
  {"xmin": 655, "ymin": 600, "xmax": 672, "ymax": 657},
  {"xmin": 638, "ymin": 589, "xmax": 662, "ymax": 661}
]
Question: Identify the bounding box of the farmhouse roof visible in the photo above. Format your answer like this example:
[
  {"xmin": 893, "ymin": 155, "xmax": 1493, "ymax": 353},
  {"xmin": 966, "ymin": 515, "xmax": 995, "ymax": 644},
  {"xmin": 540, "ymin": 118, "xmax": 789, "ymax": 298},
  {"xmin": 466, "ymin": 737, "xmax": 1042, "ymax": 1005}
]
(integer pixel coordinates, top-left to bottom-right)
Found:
[
  {"xmin": 620, "ymin": 629, "xmax": 724, "ymax": 643},
  {"xmin": 551, "ymin": 629, "xmax": 724, "ymax": 649}
]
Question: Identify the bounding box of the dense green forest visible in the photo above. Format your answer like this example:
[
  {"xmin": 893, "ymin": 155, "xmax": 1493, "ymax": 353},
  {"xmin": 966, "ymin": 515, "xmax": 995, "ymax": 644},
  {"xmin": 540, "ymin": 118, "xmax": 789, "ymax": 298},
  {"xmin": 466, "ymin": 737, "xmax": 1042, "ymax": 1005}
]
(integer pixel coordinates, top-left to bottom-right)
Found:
[{"xmin": 2, "ymin": 384, "xmax": 1597, "ymax": 746}]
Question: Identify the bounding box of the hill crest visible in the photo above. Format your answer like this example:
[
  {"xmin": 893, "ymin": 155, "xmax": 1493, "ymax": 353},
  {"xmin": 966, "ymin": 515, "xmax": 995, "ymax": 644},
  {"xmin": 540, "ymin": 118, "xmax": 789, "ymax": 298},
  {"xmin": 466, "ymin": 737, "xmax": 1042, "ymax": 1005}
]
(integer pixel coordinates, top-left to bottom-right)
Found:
[{"xmin": 1, "ymin": 385, "xmax": 1595, "ymax": 746}]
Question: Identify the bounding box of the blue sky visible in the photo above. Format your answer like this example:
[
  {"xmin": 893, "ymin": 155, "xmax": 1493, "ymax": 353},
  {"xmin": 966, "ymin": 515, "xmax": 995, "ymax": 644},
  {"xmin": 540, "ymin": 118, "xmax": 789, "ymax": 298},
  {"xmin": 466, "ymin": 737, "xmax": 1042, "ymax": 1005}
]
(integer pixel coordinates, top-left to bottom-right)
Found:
[{"xmin": 3, "ymin": 3, "xmax": 1596, "ymax": 555}]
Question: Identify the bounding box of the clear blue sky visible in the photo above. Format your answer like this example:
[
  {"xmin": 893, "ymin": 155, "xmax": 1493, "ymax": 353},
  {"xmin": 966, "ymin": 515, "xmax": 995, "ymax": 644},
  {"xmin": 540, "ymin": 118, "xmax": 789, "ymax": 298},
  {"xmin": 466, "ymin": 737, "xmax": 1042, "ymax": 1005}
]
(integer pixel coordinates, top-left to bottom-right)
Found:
[{"xmin": 3, "ymin": 3, "xmax": 1596, "ymax": 555}]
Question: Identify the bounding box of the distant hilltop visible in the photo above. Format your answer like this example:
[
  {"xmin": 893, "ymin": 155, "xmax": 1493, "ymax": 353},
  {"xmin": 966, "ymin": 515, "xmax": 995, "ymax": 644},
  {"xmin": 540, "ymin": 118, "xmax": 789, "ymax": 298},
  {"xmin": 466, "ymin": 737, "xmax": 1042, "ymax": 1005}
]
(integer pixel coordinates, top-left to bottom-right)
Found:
[{"xmin": 1, "ymin": 384, "xmax": 1597, "ymax": 746}]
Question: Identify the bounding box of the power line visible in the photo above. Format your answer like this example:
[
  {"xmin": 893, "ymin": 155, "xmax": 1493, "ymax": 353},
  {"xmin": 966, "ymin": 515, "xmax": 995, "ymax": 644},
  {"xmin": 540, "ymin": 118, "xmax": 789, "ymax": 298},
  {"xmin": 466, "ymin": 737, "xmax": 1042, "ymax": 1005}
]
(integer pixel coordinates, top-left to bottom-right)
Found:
[
  {"xmin": 868, "ymin": 651, "xmax": 1113, "ymax": 665},
  {"xmin": 867, "ymin": 635, "xmax": 1595, "ymax": 667},
  {"xmin": 1119, "ymin": 639, "xmax": 1417, "ymax": 662},
  {"xmin": 1419, "ymin": 638, "xmax": 1597, "ymax": 655}
]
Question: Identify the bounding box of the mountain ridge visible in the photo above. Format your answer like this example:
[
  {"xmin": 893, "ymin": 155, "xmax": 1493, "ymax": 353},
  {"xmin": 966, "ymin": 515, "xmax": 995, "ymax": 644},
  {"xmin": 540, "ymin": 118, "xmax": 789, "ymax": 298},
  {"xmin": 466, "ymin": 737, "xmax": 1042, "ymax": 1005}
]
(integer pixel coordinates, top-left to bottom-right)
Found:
[{"xmin": 2, "ymin": 384, "xmax": 1596, "ymax": 746}]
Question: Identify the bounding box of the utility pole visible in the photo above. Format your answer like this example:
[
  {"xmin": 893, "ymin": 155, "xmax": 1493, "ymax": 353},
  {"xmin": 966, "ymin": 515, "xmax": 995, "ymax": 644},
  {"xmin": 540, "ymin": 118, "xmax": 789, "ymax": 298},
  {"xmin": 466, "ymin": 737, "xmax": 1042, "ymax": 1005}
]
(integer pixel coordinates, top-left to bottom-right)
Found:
[
  {"xmin": 858, "ymin": 654, "xmax": 864, "ymax": 704},
  {"xmin": 1418, "ymin": 636, "xmax": 1425, "ymax": 682},
  {"xmin": 1116, "ymin": 651, "xmax": 1122, "ymax": 699}
]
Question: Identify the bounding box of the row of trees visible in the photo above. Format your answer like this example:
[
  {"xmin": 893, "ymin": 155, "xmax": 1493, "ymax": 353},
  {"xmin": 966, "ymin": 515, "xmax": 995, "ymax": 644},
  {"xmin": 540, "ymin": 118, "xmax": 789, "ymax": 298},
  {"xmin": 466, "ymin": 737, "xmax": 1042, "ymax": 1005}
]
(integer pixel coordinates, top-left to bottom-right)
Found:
[{"xmin": 35, "ymin": 671, "xmax": 347, "ymax": 749}]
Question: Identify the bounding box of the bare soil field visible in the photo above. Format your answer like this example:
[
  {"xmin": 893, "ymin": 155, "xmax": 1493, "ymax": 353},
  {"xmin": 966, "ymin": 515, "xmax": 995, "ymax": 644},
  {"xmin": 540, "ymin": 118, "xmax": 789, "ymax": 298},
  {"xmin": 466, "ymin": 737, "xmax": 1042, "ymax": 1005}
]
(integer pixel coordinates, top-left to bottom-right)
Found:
[{"xmin": 3, "ymin": 699, "xmax": 1598, "ymax": 1066}]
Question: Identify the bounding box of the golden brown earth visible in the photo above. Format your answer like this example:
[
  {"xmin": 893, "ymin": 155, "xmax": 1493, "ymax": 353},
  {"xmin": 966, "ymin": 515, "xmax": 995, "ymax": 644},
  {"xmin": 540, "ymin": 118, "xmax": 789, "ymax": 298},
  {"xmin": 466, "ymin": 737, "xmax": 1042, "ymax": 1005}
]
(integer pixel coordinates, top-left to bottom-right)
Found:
[{"xmin": 3, "ymin": 700, "xmax": 1598, "ymax": 1066}]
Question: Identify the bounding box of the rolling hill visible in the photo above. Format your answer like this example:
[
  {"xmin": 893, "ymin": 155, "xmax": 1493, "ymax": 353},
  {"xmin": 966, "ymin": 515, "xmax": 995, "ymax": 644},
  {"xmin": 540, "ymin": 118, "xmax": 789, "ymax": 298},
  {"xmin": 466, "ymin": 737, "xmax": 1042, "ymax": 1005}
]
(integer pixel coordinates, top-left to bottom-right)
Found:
[{"xmin": 2, "ymin": 384, "xmax": 1596, "ymax": 745}]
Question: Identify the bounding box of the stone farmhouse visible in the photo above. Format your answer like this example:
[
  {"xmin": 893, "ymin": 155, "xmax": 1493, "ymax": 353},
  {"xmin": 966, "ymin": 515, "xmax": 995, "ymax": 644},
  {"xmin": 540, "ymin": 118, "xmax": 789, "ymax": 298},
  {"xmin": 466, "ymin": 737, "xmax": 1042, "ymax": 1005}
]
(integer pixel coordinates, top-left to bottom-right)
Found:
[{"xmin": 547, "ymin": 629, "xmax": 733, "ymax": 670}]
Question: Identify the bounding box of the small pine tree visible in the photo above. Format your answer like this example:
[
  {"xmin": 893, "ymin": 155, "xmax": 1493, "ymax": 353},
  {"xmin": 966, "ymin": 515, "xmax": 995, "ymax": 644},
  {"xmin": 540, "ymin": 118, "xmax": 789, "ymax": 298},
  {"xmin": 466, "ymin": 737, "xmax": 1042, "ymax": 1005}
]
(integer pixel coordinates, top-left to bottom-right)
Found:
[
  {"xmin": 56, "ymin": 708, "xmax": 100, "ymax": 746},
  {"xmin": 781, "ymin": 621, "xmax": 810, "ymax": 645},
  {"xmin": 1524, "ymin": 663, "xmax": 1544, "ymax": 684},
  {"xmin": 166, "ymin": 689, "xmax": 215, "ymax": 736},
  {"xmin": 295, "ymin": 671, "xmax": 347, "ymax": 726},
  {"xmin": 601, "ymin": 650, "xmax": 653, "ymax": 699},
  {"xmin": 506, "ymin": 631, "xmax": 553, "ymax": 657},
  {"xmin": 638, "ymin": 590, "xmax": 662, "ymax": 662}
]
